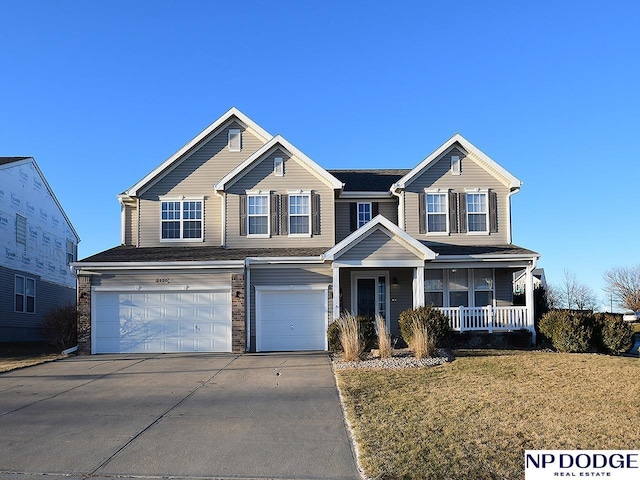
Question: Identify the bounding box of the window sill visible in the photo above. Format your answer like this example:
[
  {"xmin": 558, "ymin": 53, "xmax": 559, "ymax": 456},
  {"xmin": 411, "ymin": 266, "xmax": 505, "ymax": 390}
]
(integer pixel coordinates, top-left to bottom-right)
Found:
[
  {"xmin": 247, "ymin": 234, "xmax": 270, "ymax": 239},
  {"xmin": 466, "ymin": 231, "xmax": 490, "ymax": 236},
  {"xmin": 425, "ymin": 232, "xmax": 449, "ymax": 236},
  {"xmin": 160, "ymin": 238, "xmax": 204, "ymax": 243},
  {"xmin": 288, "ymin": 233, "xmax": 312, "ymax": 238}
]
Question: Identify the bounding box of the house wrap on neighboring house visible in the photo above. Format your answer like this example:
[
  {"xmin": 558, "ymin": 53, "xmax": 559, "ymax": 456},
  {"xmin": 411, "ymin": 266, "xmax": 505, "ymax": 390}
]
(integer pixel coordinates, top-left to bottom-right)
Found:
[
  {"xmin": 72, "ymin": 108, "xmax": 540, "ymax": 354},
  {"xmin": 0, "ymin": 157, "xmax": 80, "ymax": 342}
]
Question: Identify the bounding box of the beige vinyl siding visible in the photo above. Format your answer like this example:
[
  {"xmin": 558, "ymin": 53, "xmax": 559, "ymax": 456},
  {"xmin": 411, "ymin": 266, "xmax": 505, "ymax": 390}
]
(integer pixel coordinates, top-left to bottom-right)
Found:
[
  {"xmin": 495, "ymin": 268, "xmax": 516, "ymax": 306},
  {"xmin": 404, "ymin": 146, "xmax": 510, "ymax": 245},
  {"xmin": 92, "ymin": 270, "xmax": 239, "ymax": 288},
  {"xmin": 137, "ymin": 122, "xmax": 267, "ymax": 247},
  {"xmin": 226, "ymin": 149, "xmax": 335, "ymax": 248},
  {"xmin": 249, "ymin": 265, "xmax": 332, "ymax": 351},
  {"xmin": 334, "ymin": 199, "xmax": 398, "ymax": 243},
  {"xmin": 123, "ymin": 203, "xmax": 138, "ymax": 246},
  {"xmin": 338, "ymin": 230, "xmax": 421, "ymax": 262}
]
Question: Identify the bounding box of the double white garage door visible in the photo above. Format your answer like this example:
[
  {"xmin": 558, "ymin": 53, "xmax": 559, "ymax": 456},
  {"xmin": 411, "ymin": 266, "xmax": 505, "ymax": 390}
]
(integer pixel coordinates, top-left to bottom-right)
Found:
[{"xmin": 93, "ymin": 287, "xmax": 328, "ymax": 353}]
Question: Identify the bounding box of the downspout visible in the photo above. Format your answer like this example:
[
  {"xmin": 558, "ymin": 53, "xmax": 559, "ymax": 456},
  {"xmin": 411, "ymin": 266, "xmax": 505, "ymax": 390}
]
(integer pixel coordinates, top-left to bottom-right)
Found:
[
  {"xmin": 525, "ymin": 256, "xmax": 538, "ymax": 345},
  {"xmin": 245, "ymin": 257, "xmax": 250, "ymax": 352},
  {"xmin": 506, "ymin": 186, "xmax": 521, "ymax": 245},
  {"xmin": 390, "ymin": 183, "xmax": 405, "ymax": 230}
]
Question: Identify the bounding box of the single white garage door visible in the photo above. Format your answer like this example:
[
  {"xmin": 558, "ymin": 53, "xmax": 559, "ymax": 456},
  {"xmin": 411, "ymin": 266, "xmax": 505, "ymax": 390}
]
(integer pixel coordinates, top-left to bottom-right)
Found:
[
  {"xmin": 256, "ymin": 287, "xmax": 327, "ymax": 352},
  {"xmin": 93, "ymin": 290, "xmax": 231, "ymax": 353}
]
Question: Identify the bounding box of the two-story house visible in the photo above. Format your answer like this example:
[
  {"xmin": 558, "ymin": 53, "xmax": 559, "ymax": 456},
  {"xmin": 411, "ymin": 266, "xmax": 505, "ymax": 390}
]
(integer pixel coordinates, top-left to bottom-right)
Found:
[
  {"xmin": 72, "ymin": 108, "xmax": 539, "ymax": 354},
  {"xmin": 0, "ymin": 157, "xmax": 80, "ymax": 342}
]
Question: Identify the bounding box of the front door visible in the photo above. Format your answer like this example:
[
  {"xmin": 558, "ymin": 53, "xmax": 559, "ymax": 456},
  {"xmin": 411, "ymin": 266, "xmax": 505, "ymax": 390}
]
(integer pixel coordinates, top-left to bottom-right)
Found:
[
  {"xmin": 357, "ymin": 278, "xmax": 376, "ymax": 318},
  {"xmin": 351, "ymin": 272, "xmax": 389, "ymax": 323}
]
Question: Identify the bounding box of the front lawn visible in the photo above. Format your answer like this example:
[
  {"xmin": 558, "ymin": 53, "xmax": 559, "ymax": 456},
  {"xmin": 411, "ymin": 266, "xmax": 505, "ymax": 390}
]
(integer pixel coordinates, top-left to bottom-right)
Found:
[
  {"xmin": 0, "ymin": 343, "xmax": 65, "ymax": 373},
  {"xmin": 335, "ymin": 350, "xmax": 640, "ymax": 479}
]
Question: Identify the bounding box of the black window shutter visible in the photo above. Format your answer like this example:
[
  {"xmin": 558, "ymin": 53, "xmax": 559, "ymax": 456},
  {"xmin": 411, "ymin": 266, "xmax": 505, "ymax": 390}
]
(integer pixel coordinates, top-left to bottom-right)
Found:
[
  {"xmin": 372, "ymin": 202, "xmax": 379, "ymax": 218},
  {"xmin": 489, "ymin": 190, "xmax": 498, "ymax": 233},
  {"xmin": 448, "ymin": 191, "xmax": 458, "ymax": 233},
  {"xmin": 418, "ymin": 192, "xmax": 426, "ymax": 234},
  {"xmin": 270, "ymin": 193, "xmax": 278, "ymax": 236},
  {"xmin": 458, "ymin": 192, "xmax": 467, "ymax": 233},
  {"xmin": 239, "ymin": 194, "xmax": 247, "ymax": 236},
  {"xmin": 280, "ymin": 195, "xmax": 288, "ymax": 235},
  {"xmin": 349, "ymin": 203, "xmax": 357, "ymax": 232},
  {"xmin": 311, "ymin": 192, "xmax": 320, "ymax": 235}
]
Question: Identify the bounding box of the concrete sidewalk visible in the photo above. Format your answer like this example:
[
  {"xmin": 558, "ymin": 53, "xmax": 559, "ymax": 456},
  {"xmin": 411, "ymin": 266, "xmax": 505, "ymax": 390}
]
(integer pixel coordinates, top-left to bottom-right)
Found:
[{"xmin": 0, "ymin": 352, "xmax": 359, "ymax": 480}]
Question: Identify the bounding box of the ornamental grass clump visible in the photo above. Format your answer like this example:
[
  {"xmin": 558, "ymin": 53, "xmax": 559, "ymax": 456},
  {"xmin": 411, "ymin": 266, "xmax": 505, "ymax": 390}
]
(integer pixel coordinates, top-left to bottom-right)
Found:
[
  {"xmin": 375, "ymin": 315, "xmax": 393, "ymax": 359},
  {"xmin": 408, "ymin": 316, "xmax": 435, "ymax": 358},
  {"xmin": 337, "ymin": 313, "xmax": 364, "ymax": 362}
]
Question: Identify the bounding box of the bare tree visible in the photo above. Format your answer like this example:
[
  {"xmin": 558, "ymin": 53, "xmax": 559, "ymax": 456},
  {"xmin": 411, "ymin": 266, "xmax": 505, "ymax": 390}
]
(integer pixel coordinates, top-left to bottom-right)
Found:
[
  {"xmin": 545, "ymin": 283, "xmax": 562, "ymax": 309},
  {"xmin": 573, "ymin": 283, "xmax": 599, "ymax": 310},
  {"xmin": 603, "ymin": 265, "xmax": 640, "ymax": 312},
  {"xmin": 558, "ymin": 269, "xmax": 598, "ymax": 310}
]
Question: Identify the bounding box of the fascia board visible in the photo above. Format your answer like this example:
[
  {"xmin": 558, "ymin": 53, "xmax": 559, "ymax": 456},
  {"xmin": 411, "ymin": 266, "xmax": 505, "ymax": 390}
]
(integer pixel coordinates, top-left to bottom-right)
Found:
[
  {"xmin": 338, "ymin": 191, "xmax": 394, "ymax": 199},
  {"xmin": 71, "ymin": 260, "xmax": 245, "ymax": 270},
  {"xmin": 394, "ymin": 133, "xmax": 522, "ymax": 191},
  {"xmin": 127, "ymin": 107, "xmax": 272, "ymax": 197},
  {"xmin": 246, "ymin": 256, "xmax": 325, "ymax": 265},
  {"xmin": 433, "ymin": 253, "xmax": 540, "ymax": 262},
  {"xmin": 215, "ymin": 135, "xmax": 343, "ymax": 191}
]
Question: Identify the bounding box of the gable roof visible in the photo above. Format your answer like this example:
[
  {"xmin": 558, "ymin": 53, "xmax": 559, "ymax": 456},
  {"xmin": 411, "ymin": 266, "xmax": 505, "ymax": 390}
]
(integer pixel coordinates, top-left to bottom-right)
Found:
[
  {"xmin": 329, "ymin": 169, "xmax": 410, "ymax": 192},
  {"xmin": 324, "ymin": 215, "xmax": 436, "ymax": 261},
  {"xmin": 0, "ymin": 157, "xmax": 80, "ymax": 242},
  {"xmin": 392, "ymin": 133, "xmax": 522, "ymax": 191},
  {"xmin": 124, "ymin": 107, "xmax": 273, "ymax": 197},
  {"xmin": 214, "ymin": 134, "xmax": 344, "ymax": 191}
]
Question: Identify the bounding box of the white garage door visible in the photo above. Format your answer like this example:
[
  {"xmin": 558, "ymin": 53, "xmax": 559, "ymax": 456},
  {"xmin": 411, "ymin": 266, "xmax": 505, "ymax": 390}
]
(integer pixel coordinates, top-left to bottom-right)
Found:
[
  {"xmin": 93, "ymin": 290, "xmax": 231, "ymax": 353},
  {"xmin": 256, "ymin": 288, "xmax": 327, "ymax": 352}
]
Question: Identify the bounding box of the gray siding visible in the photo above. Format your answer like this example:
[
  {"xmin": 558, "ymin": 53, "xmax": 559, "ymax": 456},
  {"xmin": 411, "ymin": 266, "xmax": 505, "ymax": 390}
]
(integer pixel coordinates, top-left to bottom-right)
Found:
[
  {"xmin": 339, "ymin": 230, "xmax": 420, "ymax": 262},
  {"xmin": 226, "ymin": 149, "xmax": 335, "ymax": 248},
  {"xmin": 335, "ymin": 199, "xmax": 398, "ymax": 243},
  {"xmin": 249, "ymin": 265, "xmax": 332, "ymax": 351},
  {"xmin": 137, "ymin": 122, "xmax": 267, "ymax": 247},
  {"xmin": 404, "ymin": 146, "xmax": 510, "ymax": 245},
  {"xmin": 0, "ymin": 266, "xmax": 76, "ymax": 342}
]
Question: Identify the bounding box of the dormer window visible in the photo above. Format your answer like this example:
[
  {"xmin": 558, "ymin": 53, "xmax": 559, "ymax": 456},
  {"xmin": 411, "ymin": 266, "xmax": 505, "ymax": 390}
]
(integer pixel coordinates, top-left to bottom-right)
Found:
[
  {"xmin": 274, "ymin": 157, "xmax": 284, "ymax": 176},
  {"xmin": 228, "ymin": 128, "xmax": 241, "ymax": 152},
  {"xmin": 451, "ymin": 155, "xmax": 461, "ymax": 175}
]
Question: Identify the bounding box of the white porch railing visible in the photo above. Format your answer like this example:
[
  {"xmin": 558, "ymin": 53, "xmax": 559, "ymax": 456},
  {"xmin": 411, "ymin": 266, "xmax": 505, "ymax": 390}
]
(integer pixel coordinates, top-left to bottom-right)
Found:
[{"xmin": 438, "ymin": 306, "xmax": 531, "ymax": 332}]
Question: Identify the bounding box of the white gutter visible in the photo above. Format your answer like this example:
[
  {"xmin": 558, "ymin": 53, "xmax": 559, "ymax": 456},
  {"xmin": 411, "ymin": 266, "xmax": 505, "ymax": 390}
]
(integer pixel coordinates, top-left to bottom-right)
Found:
[
  {"xmin": 245, "ymin": 256, "xmax": 325, "ymax": 265},
  {"xmin": 70, "ymin": 260, "xmax": 246, "ymax": 270}
]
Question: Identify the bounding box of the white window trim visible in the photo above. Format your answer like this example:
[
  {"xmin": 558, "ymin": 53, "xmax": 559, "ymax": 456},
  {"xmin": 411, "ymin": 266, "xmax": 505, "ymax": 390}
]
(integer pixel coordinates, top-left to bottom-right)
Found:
[
  {"xmin": 287, "ymin": 190, "xmax": 311, "ymax": 238},
  {"xmin": 424, "ymin": 189, "xmax": 449, "ymax": 236},
  {"xmin": 15, "ymin": 274, "xmax": 36, "ymax": 314},
  {"xmin": 423, "ymin": 268, "xmax": 495, "ymax": 308},
  {"xmin": 228, "ymin": 128, "xmax": 241, "ymax": 152},
  {"xmin": 464, "ymin": 188, "xmax": 490, "ymax": 235},
  {"xmin": 357, "ymin": 202, "xmax": 372, "ymax": 229},
  {"xmin": 451, "ymin": 155, "xmax": 461, "ymax": 175},
  {"xmin": 274, "ymin": 157, "xmax": 284, "ymax": 176},
  {"xmin": 159, "ymin": 196, "xmax": 205, "ymax": 243},
  {"xmin": 246, "ymin": 192, "xmax": 270, "ymax": 238}
]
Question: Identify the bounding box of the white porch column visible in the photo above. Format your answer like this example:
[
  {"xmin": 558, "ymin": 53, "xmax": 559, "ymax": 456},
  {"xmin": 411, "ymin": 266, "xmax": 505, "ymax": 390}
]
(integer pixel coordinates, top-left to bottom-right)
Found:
[
  {"xmin": 332, "ymin": 266, "xmax": 340, "ymax": 321},
  {"xmin": 525, "ymin": 263, "xmax": 536, "ymax": 344},
  {"xmin": 413, "ymin": 265, "xmax": 425, "ymax": 309}
]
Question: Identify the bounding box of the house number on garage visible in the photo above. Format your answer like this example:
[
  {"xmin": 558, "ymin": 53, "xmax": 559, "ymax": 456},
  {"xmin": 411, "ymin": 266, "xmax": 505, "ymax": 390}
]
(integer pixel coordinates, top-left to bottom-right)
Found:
[{"xmin": 155, "ymin": 278, "xmax": 170, "ymax": 284}]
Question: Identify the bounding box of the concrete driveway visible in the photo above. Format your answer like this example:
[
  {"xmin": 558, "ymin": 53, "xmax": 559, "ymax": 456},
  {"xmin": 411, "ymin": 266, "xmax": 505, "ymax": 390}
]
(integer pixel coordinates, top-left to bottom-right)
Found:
[{"xmin": 0, "ymin": 353, "xmax": 360, "ymax": 480}]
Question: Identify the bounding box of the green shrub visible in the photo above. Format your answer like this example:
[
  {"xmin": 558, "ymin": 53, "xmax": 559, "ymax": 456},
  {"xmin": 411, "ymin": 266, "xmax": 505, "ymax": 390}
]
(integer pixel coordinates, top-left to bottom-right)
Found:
[
  {"xmin": 38, "ymin": 303, "xmax": 77, "ymax": 351},
  {"xmin": 327, "ymin": 314, "xmax": 376, "ymax": 352},
  {"xmin": 594, "ymin": 313, "xmax": 633, "ymax": 354},
  {"xmin": 539, "ymin": 310, "xmax": 593, "ymax": 353},
  {"xmin": 398, "ymin": 306, "xmax": 450, "ymax": 350}
]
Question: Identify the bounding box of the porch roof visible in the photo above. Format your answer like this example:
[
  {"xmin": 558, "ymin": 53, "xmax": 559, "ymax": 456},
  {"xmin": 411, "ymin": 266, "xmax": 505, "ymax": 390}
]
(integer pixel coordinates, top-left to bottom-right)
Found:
[{"xmin": 423, "ymin": 242, "xmax": 539, "ymax": 258}]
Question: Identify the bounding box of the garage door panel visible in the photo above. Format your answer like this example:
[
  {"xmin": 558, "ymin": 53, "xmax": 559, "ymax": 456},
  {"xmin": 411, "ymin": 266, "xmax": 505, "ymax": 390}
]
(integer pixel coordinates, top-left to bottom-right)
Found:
[{"xmin": 94, "ymin": 290, "xmax": 232, "ymax": 354}]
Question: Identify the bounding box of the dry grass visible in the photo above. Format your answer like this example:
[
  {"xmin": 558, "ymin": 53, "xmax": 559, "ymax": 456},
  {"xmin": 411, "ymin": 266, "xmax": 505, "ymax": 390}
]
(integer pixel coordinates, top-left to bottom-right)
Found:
[
  {"xmin": 0, "ymin": 343, "xmax": 65, "ymax": 373},
  {"xmin": 337, "ymin": 313, "xmax": 364, "ymax": 362},
  {"xmin": 336, "ymin": 350, "xmax": 640, "ymax": 479},
  {"xmin": 375, "ymin": 315, "xmax": 392, "ymax": 359},
  {"xmin": 408, "ymin": 317, "xmax": 435, "ymax": 359}
]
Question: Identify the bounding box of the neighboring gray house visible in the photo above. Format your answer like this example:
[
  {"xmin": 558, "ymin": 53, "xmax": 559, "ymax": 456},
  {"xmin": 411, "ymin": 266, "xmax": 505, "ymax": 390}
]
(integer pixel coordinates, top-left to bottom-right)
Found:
[
  {"xmin": 0, "ymin": 157, "xmax": 80, "ymax": 342},
  {"xmin": 513, "ymin": 268, "xmax": 547, "ymax": 295},
  {"xmin": 72, "ymin": 108, "xmax": 540, "ymax": 354}
]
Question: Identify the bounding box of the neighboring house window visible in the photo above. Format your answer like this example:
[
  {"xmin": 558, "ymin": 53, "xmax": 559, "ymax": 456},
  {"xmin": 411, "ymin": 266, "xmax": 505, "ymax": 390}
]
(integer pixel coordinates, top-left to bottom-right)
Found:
[
  {"xmin": 274, "ymin": 157, "xmax": 284, "ymax": 176},
  {"xmin": 424, "ymin": 269, "xmax": 444, "ymax": 307},
  {"xmin": 466, "ymin": 192, "xmax": 488, "ymax": 233},
  {"xmin": 357, "ymin": 202, "xmax": 372, "ymax": 228},
  {"xmin": 15, "ymin": 275, "xmax": 35, "ymax": 314},
  {"xmin": 451, "ymin": 155, "xmax": 461, "ymax": 175},
  {"xmin": 161, "ymin": 199, "xmax": 203, "ymax": 241},
  {"xmin": 426, "ymin": 193, "xmax": 448, "ymax": 233},
  {"xmin": 473, "ymin": 268, "xmax": 494, "ymax": 307},
  {"xmin": 16, "ymin": 214, "xmax": 27, "ymax": 246},
  {"xmin": 228, "ymin": 128, "xmax": 241, "ymax": 152},
  {"xmin": 66, "ymin": 240, "xmax": 75, "ymax": 265},
  {"xmin": 288, "ymin": 193, "xmax": 310, "ymax": 236},
  {"xmin": 448, "ymin": 268, "xmax": 469, "ymax": 307},
  {"xmin": 247, "ymin": 194, "xmax": 269, "ymax": 236}
]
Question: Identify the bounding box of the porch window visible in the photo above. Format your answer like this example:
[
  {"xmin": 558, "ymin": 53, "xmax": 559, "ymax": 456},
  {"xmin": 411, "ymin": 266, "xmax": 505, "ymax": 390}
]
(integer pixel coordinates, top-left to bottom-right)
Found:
[
  {"xmin": 248, "ymin": 195, "xmax": 269, "ymax": 236},
  {"xmin": 448, "ymin": 268, "xmax": 469, "ymax": 307},
  {"xmin": 473, "ymin": 268, "xmax": 494, "ymax": 306},
  {"xmin": 424, "ymin": 269, "xmax": 444, "ymax": 307},
  {"xmin": 288, "ymin": 194, "xmax": 311, "ymax": 236},
  {"xmin": 466, "ymin": 192, "xmax": 488, "ymax": 233},
  {"xmin": 161, "ymin": 199, "xmax": 203, "ymax": 241},
  {"xmin": 426, "ymin": 193, "xmax": 447, "ymax": 233}
]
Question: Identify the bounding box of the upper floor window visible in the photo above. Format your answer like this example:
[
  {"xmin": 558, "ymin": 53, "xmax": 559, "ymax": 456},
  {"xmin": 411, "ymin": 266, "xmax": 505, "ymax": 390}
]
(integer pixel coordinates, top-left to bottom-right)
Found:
[
  {"xmin": 66, "ymin": 239, "xmax": 76, "ymax": 265},
  {"xmin": 426, "ymin": 193, "xmax": 448, "ymax": 233},
  {"xmin": 16, "ymin": 214, "xmax": 27, "ymax": 246},
  {"xmin": 228, "ymin": 128, "xmax": 242, "ymax": 152},
  {"xmin": 466, "ymin": 192, "xmax": 488, "ymax": 233},
  {"xmin": 161, "ymin": 199, "xmax": 203, "ymax": 241},
  {"xmin": 357, "ymin": 202, "xmax": 372, "ymax": 228},
  {"xmin": 289, "ymin": 193, "xmax": 311, "ymax": 236},
  {"xmin": 247, "ymin": 194, "xmax": 269, "ymax": 236},
  {"xmin": 15, "ymin": 275, "xmax": 35, "ymax": 314}
]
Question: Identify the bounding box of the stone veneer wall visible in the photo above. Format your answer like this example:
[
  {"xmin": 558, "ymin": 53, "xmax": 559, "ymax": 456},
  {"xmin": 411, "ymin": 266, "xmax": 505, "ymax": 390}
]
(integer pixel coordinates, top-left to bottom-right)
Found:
[
  {"xmin": 231, "ymin": 273, "xmax": 246, "ymax": 353},
  {"xmin": 77, "ymin": 275, "xmax": 92, "ymax": 355}
]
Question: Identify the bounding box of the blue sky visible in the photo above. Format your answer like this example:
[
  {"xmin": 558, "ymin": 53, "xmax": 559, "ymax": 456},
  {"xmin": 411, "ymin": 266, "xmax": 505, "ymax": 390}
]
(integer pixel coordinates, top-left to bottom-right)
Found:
[{"xmin": 2, "ymin": 1, "xmax": 638, "ymax": 309}]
